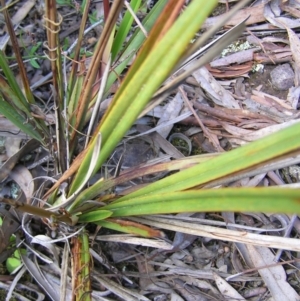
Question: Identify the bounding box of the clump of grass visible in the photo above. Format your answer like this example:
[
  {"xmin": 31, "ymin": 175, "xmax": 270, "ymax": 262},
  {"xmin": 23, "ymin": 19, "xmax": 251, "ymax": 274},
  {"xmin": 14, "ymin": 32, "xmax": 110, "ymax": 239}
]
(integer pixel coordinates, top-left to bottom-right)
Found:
[{"xmin": 0, "ymin": 0, "xmax": 300, "ymax": 299}]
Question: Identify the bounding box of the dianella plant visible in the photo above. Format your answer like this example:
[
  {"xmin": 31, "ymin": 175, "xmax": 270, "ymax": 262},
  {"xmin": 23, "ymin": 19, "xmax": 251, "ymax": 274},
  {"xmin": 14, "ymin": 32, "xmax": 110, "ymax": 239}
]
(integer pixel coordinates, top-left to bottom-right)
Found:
[{"xmin": 0, "ymin": 0, "xmax": 299, "ymax": 299}]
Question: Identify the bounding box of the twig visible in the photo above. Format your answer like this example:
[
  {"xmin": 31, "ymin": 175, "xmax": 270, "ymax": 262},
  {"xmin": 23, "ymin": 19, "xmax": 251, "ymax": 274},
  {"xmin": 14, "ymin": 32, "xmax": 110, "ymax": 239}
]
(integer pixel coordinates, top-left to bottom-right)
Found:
[
  {"xmin": 179, "ymin": 86, "xmax": 224, "ymax": 152},
  {"xmin": 124, "ymin": 1, "xmax": 148, "ymax": 37}
]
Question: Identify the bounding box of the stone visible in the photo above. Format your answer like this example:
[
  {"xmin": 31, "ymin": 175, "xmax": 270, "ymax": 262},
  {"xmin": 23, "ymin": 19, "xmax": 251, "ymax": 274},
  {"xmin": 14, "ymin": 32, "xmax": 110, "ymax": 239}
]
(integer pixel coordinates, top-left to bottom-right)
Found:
[{"xmin": 270, "ymin": 63, "xmax": 295, "ymax": 90}]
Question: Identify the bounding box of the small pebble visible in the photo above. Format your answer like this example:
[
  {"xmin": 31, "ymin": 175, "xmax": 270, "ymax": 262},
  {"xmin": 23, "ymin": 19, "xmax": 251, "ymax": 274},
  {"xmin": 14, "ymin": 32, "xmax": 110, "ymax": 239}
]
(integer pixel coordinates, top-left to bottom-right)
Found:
[{"xmin": 270, "ymin": 63, "xmax": 294, "ymax": 90}]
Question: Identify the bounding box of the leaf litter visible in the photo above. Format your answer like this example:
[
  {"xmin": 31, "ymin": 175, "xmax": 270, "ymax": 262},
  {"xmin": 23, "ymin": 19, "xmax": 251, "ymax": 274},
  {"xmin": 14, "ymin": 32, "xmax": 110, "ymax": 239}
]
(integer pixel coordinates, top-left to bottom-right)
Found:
[{"xmin": 0, "ymin": 0, "xmax": 300, "ymax": 300}]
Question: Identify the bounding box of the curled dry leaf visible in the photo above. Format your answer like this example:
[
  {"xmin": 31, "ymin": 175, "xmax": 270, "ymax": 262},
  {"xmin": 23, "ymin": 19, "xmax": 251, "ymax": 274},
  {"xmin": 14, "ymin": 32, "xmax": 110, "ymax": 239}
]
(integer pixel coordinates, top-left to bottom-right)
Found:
[
  {"xmin": 224, "ymin": 119, "xmax": 300, "ymax": 146},
  {"xmin": 31, "ymin": 235, "xmax": 60, "ymax": 264},
  {"xmin": 264, "ymin": 1, "xmax": 300, "ymax": 29},
  {"xmin": 283, "ymin": 26, "xmax": 300, "ymax": 86},
  {"xmin": 9, "ymin": 165, "xmax": 34, "ymax": 199},
  {"xmin": 156, "ymin": 92, "xmax": 184, "ymax": 138},
  {"xmin": 5, "ymin": 137, "xmax": 21, "ymax": 158},
  {"xmin": 207, "ymin": 62, "xmax": 252, "ymax": 78},
  {"xmin": 246, "ymin": 245, "xmax": 300, "ymax": 301},
  {"xmin": 21, "ymin": 254, "xmax": 60, "ymax": 301},
  {"xmin": 287, "ymin": 86, "xmax": 300, "ymax": 109}
]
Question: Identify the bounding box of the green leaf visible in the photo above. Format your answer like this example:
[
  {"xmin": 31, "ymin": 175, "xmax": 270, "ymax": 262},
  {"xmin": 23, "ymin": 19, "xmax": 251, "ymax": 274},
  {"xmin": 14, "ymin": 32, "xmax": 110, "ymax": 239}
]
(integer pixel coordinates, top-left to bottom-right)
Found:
[
  {"xmin": 102, "ymin": 188, "xmax": 300, "ymax": 217},
  {"xmin": 71, "ymin": 154, "xmax": 215, "ymax": 207},
  {"xmin": 88, "ymin": 11, "xmax": 101, "ymax": 24},
  {"xmin": 29, "ymin": 41, "xmax": 42, "ymax": 56},
  {"xmin": 111, "ymin": 0, "xmax": 142, "ymax": 61},
  {"xmin": 6, "ymin": 249, "xmax": 25, "ymax": 274},
  {"xmin": 30, "ymin": 58, "xmax": 40, "ymax": 69},
  {"xmin": 95, "ymin": 219, "xmax": 162, "ymax": 237},
  {"xmin": 72, "ymin": 232, "xmax": 91, "ymax": 301},
  {"xmin": 68, "ymin": 72, "xmax": 85, "ymax": 126},
  {"xmin": 56, "ymin": 0, "xmax": 68, "ymax": 5},
  {"xmin": 117, "ymin": 121, "xmax": 300, "ymax": 201},
  {"xmin": 100, "ymin": 0, "xmax": 218, "ymax": 161},
  {"xmin": 105, "ymin": 0, "xmax": 168, "ymax": 95},
  {"xmin": 78, "ymin": 209, "xmax": 112, "ymax": 223},
  {"xmin": 0, "ymin": 51, "xmax": 28, "ymax": 107},
  {"xmin": 0, "ymin": 94, "xmax": 43, "ymax": 142},
  {"xmin": 6, "ymin": 256, "xmax": 22, "ymax": 273},
  {"xmin": 69, "ymin": 0, "xmax": 218, "ymax": 196},
  {"xmin": 0, "ymin": 51, "xmax": 49, "ymax": 144}
]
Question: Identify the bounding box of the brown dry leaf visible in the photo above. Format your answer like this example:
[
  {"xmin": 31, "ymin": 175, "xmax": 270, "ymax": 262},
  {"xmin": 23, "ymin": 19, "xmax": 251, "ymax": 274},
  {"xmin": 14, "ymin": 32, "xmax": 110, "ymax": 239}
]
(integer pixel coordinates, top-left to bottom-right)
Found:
[
  {"xmin": 137, "ymin": 124, "xmax": 184, "ymax": 159},
  {"xmin": 0, "ymin": 192, "xmax": 26, "ymax": 254},
  {"xmin": 42, "ymin": 147, "xmax": 88, "ymax": 199},
  {"xmin": 0, "ymin": 0, "xmax": 37, "ymax": 48},
  {"xmin": 0, "ymin": 213, "xmax": 19, "ymax": 255},
  {"xmin": 283, "ymin": 26, "xmax": 300, "ymax": 86},
  {"xmin": 253, "ymin": 29, "xmax": 294, "ymax": 77},
  {"xmin": 282, "ymin": 3, "xmax": 300, "ymax": 18},
  {"xmin": 0, "ymin": 139, "xmax": 39, "ymax": 183},
  {"xmin": 254, "ymin": 49, "xmax": 292, "ymax": 64},
  {"xmin": 210, "ymin": 49, "xmax": 256, "ymax": 67},
  {"xmin": 207, "ymin": 62, "xmax": 252, "ymax": 78},
  {"xmin": 11, "ymin": 0, "xmax": 36, "ymax": 25},
  {"xmin": 192, "ymin": 67, "xmax": 240, "ymax": 108},
  {"xmin": 96, "ymin": 234, "xmax": 173, "ymax": 249},
  {"xmin": 171, "ymin": 278, "xmax": 208, "ymax": 301},
  {"xmin": 246, "ymin": 245, "xmax": 300, "ymax": 301},
  {"xmin": 251, "ymin": 90, "xmax": 295, "ymax": 110},
  {"xmin": 0, "ymin": 117, "xmax": 27, "ymax": 138},
  {"xmin": 244, "ymin": 96, "xmax": 298, "ymax": 123},
  {"xmin": 203, "ymin": 3, "xmax": 265, "ymax": 28},
  {"xmin": 213, "ymin": 272, "xmax": 246, "ymax": 300},
  {"xmin": 94, "ymin": 274, "xmax": 150, "ymax": 301},
  {"xmin": 222, "ymin": 123, "xmax": 253, "ymax": 137},
  {"xmin": 192, "ymin": 101, "xmax": 244, "ymax": 123},
  {"xmin": 134, "ymin": 253, "xmax": 155, "ymax": 289},
  {"xmin": 135, "ymin": 216, "xmax": 300, "ymax": 251}
]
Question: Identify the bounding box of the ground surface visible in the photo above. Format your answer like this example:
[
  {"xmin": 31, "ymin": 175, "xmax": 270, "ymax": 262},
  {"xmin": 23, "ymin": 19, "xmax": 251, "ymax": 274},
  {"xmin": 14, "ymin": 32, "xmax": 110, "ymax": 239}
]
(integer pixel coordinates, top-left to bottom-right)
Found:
[{"xmin": 0, "ymin": 1, "xmax": 300, "ymax": 300}]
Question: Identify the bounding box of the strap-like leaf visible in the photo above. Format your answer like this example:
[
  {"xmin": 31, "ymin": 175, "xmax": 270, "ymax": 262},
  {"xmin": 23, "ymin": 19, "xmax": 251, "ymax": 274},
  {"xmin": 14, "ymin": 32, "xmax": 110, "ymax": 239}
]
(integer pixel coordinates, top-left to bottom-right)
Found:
[{"xmin": 103, "ymin": 189, "xmax": 300, "ymax": 216}]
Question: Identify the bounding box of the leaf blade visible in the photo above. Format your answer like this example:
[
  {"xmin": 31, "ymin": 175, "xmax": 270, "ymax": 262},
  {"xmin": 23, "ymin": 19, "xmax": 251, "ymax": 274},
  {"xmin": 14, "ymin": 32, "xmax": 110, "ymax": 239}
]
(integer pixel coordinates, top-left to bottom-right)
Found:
[
  {"xmin": 102, "ymin": 188, "xmax": 300, "ymax": 217},
  {"xmin": 117, "ymin": 121, "xmax": 300, "ymax": 201},
  {"xmin": 69, "ymin": 0, "xmax": 219, "ymax": 196}
]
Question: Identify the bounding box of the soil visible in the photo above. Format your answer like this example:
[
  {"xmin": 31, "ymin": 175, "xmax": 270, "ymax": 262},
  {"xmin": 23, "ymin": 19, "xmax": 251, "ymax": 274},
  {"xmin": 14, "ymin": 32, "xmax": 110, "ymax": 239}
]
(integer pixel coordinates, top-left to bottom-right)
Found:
[
  {"xmin": 246, "ymin": 64, "xmax": 289, "ymax": 100},
  {"xmin": 0, "ymin": 1, "xmax": 299, "ymax": 301}
]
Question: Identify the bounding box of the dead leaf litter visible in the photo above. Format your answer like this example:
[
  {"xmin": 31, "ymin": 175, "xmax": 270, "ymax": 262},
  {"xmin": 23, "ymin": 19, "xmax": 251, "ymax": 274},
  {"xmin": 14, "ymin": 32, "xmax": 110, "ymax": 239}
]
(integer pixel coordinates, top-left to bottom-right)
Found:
[{"xmin": 0, "ymin": 0, "xmax": 300, "ymax": 300}]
